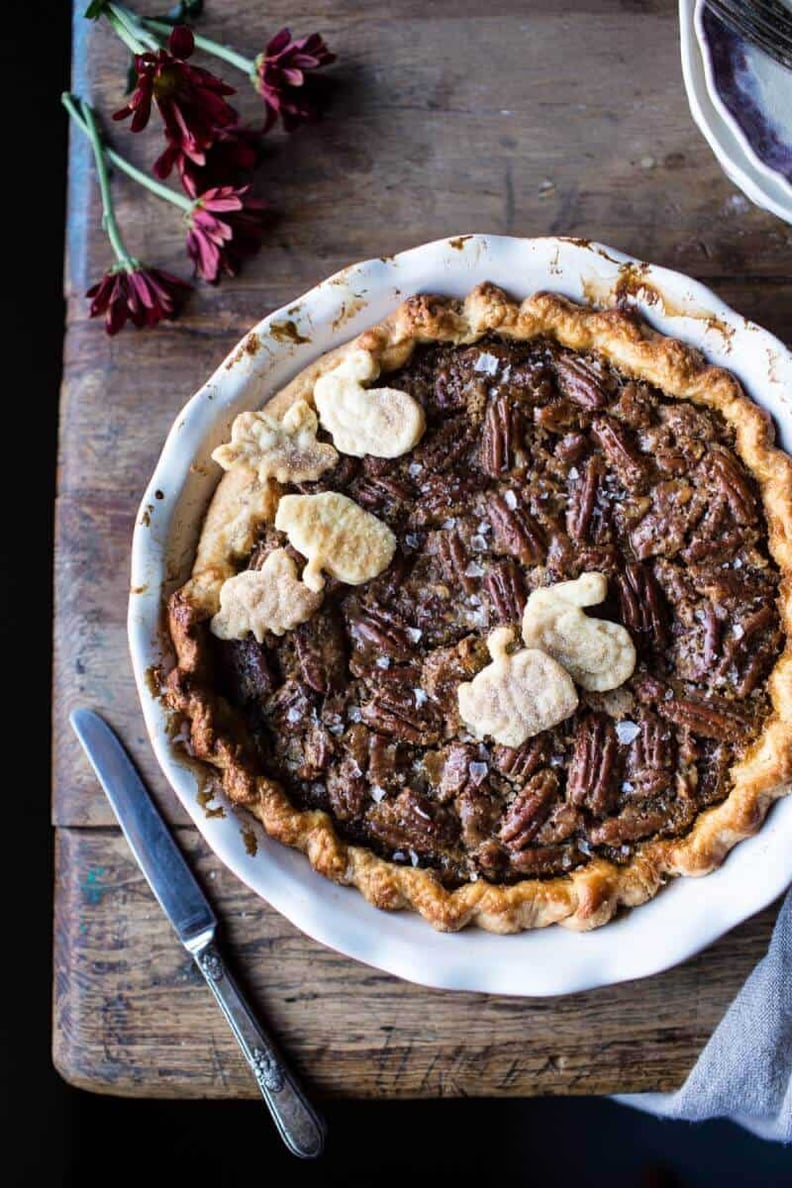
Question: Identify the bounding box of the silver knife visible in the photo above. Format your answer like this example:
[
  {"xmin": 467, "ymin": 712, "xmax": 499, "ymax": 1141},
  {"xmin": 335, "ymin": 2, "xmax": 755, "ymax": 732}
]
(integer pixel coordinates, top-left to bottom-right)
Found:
[{"xmin": 69, "ymin": 706, "xmax": 326, "ymax": 1159}]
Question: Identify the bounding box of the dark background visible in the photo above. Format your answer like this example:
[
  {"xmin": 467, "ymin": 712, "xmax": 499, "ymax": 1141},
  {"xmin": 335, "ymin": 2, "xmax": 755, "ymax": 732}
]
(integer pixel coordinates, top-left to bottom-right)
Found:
[{"xmin": 5, "ymin": 2, "xmax": 792, "ymax": 1184}]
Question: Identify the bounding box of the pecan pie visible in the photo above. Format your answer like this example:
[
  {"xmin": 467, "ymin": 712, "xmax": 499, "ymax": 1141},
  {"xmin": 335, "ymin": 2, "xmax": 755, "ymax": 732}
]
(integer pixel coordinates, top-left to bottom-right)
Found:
[{"xmin": 164, "ymin": 284, "xmax": 792, "ymax": 932}]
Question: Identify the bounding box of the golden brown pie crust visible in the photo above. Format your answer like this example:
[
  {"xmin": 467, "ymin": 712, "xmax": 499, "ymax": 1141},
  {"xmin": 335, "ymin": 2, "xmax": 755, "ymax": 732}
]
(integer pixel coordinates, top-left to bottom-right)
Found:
[{"xmin": 164, "ymin": 284, "xmax": 792, "ymax": 932}]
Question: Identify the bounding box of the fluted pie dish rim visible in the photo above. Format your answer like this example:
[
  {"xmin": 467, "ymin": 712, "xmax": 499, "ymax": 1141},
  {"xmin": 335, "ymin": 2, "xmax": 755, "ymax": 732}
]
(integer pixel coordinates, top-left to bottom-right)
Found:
[{"xmin": 129, "ymin": 234, "xmax": 792, "ymax": 995}]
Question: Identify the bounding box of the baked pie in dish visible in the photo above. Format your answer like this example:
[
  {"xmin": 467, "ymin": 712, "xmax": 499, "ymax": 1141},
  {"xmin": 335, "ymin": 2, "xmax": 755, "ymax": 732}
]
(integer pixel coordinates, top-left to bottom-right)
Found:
[{"xmin": 164, "ymin": 283, "xmax": 792, "ymax": 933}]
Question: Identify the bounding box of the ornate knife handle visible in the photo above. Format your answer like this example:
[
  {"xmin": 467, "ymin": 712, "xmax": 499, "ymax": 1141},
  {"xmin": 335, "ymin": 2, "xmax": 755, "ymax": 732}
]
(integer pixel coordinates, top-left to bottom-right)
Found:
[{"xmin": 191, "ymin": 936, "xmax": 326, "ymax": 1158}]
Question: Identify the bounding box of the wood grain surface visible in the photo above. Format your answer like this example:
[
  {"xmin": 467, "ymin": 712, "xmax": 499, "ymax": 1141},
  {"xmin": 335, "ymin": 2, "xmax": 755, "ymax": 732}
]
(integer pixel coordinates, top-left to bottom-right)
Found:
[
  {"xmin": 53, "ymin": 0, "xmax": 792, "ymax": 1096},
  {"xmin": 53, "ymin": 829, "xmax": 782, "ymax": 1098}
]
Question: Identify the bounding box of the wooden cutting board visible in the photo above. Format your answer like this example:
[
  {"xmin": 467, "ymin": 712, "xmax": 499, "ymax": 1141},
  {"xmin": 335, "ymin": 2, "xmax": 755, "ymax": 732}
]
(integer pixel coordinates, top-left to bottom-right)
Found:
[{"xmin": 53, "ymin": 0, "xmax": 792, "ymax": 1098}]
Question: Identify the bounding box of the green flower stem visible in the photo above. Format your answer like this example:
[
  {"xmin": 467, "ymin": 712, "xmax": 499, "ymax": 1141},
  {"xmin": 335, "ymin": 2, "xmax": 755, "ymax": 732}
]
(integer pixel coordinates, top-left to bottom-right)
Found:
[
  {"xmin": 62, "ymin": 92, "xmax": 194, "ymax": 214},
  {"xmin": 141, "ymin": 14, "xmax": 256, "ymax": 76},
  {"xmin": 104, "ymin": 3, "xmax": 158, "ymax": 54},
  {"xmin": 62, "ymin": 92, "xmax": 135, "ymax": 268}
]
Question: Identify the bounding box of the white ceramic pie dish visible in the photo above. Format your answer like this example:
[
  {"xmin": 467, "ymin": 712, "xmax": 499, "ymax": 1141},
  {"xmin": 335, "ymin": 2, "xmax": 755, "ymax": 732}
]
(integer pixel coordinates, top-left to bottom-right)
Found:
[{"xmin": 128, "ymin": 233, "xmax": 792, "ymax": 997}]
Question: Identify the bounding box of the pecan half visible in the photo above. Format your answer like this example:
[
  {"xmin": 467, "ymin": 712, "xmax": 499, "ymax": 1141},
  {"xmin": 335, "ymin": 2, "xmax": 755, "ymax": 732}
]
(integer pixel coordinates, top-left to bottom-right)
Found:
[
  {"xmin": 216, "ymin": 636, "xmax": 277, "ymax": 703},
  {"xmin": 555, "ymin": 352, "xmax": 613, "ymax": 410},
  {"xmin": 657, "ymin": 695, "xmax": 754, "ymax": 742},
  {"xmin": 566, "ymin": 456, "xmax": 600, "ymax": 542},
  {"xmin": 457, "ymin": 784, "xmax": 500, "ymax": 848},
  {"xmin": 348, "ymin": 604, "xmax": 416, "ymax": 662},
  {"xmin": 500, "ymin": 770, "xmax": 559, "ymax": 851},
  {"xmin": 534, "ymin": 801, "xmax": 582, "ymax": 845},
  {"xmin": 296, "ymin": 723, "xmax": 334, "ymax": 780},
  {"xmin": 588, "ymin": 804, "xmax": 671, "ymax": 847},
  {"xmin": 566, "ymin": 714, "xmax": 620, "ymax": 815},
  {"xmin": 354, "ymin": 473, "xmax": 414, "ymax": 514},
  {"xmin": 484, "ymin": 559, "xmax": 528, "ymax": 623},
  {"xmin": 694, "ymin": 742, "xmax": 733, "ymax": 807},
  {"xmin": 625, "ymin": 714, "xmax": 675, "ymax": 799},
  {"xmin": 709, "ymin": 445, "xmax": 757, "ymax": 525},
  {"xmin": 488, "ymin": 491, "xmax": 546, "ymax": 565},
  {"xmin": 480, "ymin": 394, "xmax": 520, "ymax": 475},
  {"xmin": 368, "ymin": 789, "xmax": 457, "ymax": 854},
  {"xmin": 590, "ymin": 776, "xmax": 697, "ymax": 846},
  {"xmin": 493, "ymin": 737, "xmax": 548, "ymax": 782},
  {"xmin": 721, "ymin": 603, "xmax": 782, "ymax": 698},
  {"xmin": 326, "ymin": 746, "xmax": 367, "ymax": 820},
  {"xmin": 438, "ymin": 742, "xmax": 480, "ymax": 799},
  {"xmin": 266, "ymin": 679, "xmax": 314, "ymax": 729},
  {"xmin": 294, "ymin": 606, "xmax": 348, "ymax": 694},
  {"xmin": 434, "ymin": 366, "xmax": 469, "ymax": 410},
  {"xmin": 368, "ymin": 731, "xmax": 402, "ymax": 790},
  {"xmin": 508, "ymin": 843, "xmax": 577, "ymax": 876},
  {"xmin": 616, "ymin": 561, "xmax": 669, "ymax": 653},
  {"xmin": 360, "ymin": 687, "xmax": 442, "ymax": 746},
  {"xmin": 591, "ymin": 416, "xmax": 646, "ymax": 489},
  {"xmin": 437, "ymin": 530, "xmax": 477, "ymax": 594}
]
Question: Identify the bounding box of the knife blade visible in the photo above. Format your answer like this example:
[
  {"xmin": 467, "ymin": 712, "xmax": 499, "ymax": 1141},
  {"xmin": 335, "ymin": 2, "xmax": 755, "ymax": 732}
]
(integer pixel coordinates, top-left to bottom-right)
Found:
[{"xmin": 69, "ymin": 706, "xmax": 326, "ymax": 1159}]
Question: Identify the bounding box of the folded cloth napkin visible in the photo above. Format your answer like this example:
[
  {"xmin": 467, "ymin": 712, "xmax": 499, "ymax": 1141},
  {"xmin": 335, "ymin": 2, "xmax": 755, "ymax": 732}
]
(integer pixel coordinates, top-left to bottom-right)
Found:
[{"xmin": 613, "ymin": 884, "xmax": 792, "ymax": 1143}]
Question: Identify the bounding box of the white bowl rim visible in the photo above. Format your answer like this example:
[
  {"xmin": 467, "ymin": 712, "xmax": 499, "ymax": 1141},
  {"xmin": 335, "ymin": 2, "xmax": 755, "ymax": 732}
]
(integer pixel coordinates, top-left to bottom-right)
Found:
[
  {"xmin": 692, "ymin": 0, "xmax": 792, "ymax": 202},
  {"xmin": 128, "ymin": 231, "xmax": 792, "ymax": 998},
  {"xmin": 679, "ymin": 0, "xmax": 792, "ymax": 223}
]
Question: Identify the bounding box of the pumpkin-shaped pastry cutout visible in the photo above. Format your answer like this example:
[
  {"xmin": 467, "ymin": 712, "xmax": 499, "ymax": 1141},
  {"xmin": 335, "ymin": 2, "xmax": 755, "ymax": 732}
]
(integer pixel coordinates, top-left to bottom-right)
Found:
[
  {"xmin": 274, "ymin": 491, "xmax": 397, "ymax": 592},
  {"xmin": 313, "ymin": 349, "xmax": 425, "ymax": 459},
  {"xmin": 458, "ymin": 626, "xmax": 578, "ymax": 748}
]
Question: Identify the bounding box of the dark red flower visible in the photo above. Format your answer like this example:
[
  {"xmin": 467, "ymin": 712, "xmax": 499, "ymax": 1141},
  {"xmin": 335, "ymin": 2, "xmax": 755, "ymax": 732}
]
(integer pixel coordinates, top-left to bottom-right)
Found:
[
  {"xmin": 113, "ymin": 25, "xmax": 237, "ymax": 166},
  {"xmin": 253, "ymin": 27, "xmax": 335, "ymax": 132},
  {"xmin": 86, "ymin": 264, "xmax": 191, "ymax": 335},
  {"xmin": 185, "ymin": 185, "xmax": 269, "ymax": 283},
  {"xmin": 156, "ymin": 124, "xmax": 264, "ymax": 196}
]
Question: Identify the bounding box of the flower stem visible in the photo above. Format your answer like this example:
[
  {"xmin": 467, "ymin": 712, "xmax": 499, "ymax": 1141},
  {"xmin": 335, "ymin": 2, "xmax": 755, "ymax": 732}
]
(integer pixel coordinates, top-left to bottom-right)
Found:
[
  {"xmin": 62, "ymin": 92, "xmax": 194, "ymax": 213},
  {"xmin": 105, "ymin": 2, "xmax": 159, "ymax": 54},
  {"xmin": 62, "ymin": 92, "xmax": 135, "ymax": 268},
  {"xmin": 142, "ymin": 14, "xmax": 256, "ymax": 76}
]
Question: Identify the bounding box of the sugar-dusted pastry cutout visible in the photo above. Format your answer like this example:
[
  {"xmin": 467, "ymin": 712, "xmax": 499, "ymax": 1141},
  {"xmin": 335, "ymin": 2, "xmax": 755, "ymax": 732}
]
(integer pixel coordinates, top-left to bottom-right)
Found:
[
  {"xmin": 457, "ymin": 626, "xmax": 578, "ymax": 748},
  {"xmin": 521, "ymin": 572, "xmax": 636, "ymax": 692},
  {"xmin": 212, "ymin": 399, "xmax": 337, "ymax": 483},
  {"xmin": 274, "ymin": 491, "xmax": 397, "ymax": 592},
  {"xmin": 313, "ymin": 348, "xmax": 426, "ymax": 458},
  {"xmin": 211, "ymin": 548, "xmax": 323, "ymax": 641}
]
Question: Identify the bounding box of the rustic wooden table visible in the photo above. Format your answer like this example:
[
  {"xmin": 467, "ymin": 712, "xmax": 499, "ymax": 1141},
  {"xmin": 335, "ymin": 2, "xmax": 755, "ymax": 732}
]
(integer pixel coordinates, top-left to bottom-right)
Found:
[{"xmin": 53, "ymin": 0, "xmax": 792, "ymax": 1099}]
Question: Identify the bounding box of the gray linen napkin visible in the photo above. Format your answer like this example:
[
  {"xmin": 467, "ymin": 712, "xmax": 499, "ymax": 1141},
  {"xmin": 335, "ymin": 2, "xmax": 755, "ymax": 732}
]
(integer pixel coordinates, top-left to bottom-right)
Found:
[{"xmin": 613, "ymin": 884, "xmax": 792, "ymax": 1143}]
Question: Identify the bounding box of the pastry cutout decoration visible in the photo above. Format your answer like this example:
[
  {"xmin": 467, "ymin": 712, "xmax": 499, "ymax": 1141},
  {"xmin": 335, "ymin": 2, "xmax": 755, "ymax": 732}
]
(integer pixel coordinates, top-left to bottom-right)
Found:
[
  {"xmin": 313, "ymin": 349, "xmax": 426, "ymax": 458},
  {"xmin": 457, "ymin": 626, "xmax": 579, "ymax": 748},
  {"xmin": 521, "ymin": 572, "xmax": 636, "ymax": 692},
  {"xmin": 274, "ymin": 491, "xmax": 397, "ymax": 592},
  {"xmin": 212, "ymin": 399, "xmax": 338, "ymax": 484},
  {"xmin": 210, "ymin": 548, "xmax": 323, "ymax": 641}
]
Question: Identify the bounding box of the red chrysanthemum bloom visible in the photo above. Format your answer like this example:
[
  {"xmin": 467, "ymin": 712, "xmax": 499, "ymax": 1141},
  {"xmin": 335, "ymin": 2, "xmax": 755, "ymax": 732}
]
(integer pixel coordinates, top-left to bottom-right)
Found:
[
  {"xmin": 114, "ymin": 25, "xmax": 237, "ymax": 166},
  {"xmin": 253, "ymin": 28, "xmax": 335, "ymax": 132},
  {"xmin": 86, "ymin": 264, "xmax": 191, "ymax": 335},
  {"xmin": 156, "ymin": 124, "xmax": 263, "ymax": 196},
  {"xmin": 185, "ymin": 185, "xmax": 269, "ymax": 284}
]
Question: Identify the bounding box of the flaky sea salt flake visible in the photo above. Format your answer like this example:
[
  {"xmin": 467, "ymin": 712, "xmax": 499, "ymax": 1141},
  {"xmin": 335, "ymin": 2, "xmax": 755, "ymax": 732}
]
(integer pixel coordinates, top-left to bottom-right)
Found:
[
  {"xmin": 615, "ymin": 720, "xmax": 640, "ymax": 745},
  {"xmin": 474, "ymin": 352, "xmax": 500, "ymax": 375}
]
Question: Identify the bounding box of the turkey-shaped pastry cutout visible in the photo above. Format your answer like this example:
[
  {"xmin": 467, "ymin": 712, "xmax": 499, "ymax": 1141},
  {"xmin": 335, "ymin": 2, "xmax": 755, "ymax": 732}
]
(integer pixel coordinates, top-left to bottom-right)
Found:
[
  {"xmin": 210, "ymin": 548, "xmax": 323, "ymax": 641},
  {"xmin": 521, "ymin": 572, "xmax": 636, "ymax": 692},
  {"xmin": 212, "ymin": 399, "xmax": 337, "ymax": 484},
  {"xmin": 275, "ymin": 491, "xmax": 396, "ymax": 592},
  {"xmin": 313, "ymin": 349, "xmax": 426, "ymax": 458},
  {"xmin": 457, "ymin": 627, "xmax": 578, "ymax": 748}
]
